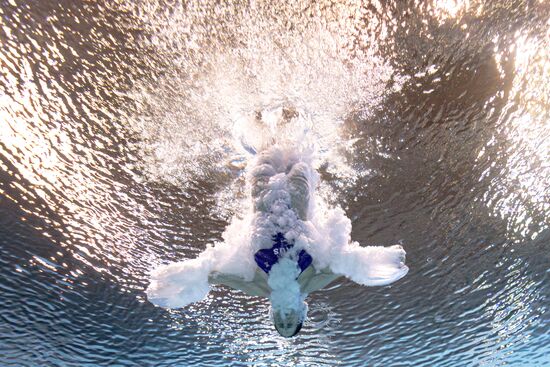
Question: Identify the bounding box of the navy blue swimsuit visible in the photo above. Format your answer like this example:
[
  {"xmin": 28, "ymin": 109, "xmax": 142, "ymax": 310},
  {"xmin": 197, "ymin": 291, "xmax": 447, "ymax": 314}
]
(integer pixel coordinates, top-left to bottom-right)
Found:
[{"xmin": 254, "ymin": 232, "xmax": 312, "ymax": 275}]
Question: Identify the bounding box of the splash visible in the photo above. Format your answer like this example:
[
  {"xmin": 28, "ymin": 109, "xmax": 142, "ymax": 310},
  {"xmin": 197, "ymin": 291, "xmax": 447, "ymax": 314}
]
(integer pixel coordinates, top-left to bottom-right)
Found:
[
  {"xmin": 126, "ymin": 0, "xmax": 400, "ymax": 206},
  {"xmin": 146, "ymin": 146, "xmax": 408, "ymax": 308},
  {"xmin": 131, "ymin": 1, "xmax": 409, "ymax": 309}
]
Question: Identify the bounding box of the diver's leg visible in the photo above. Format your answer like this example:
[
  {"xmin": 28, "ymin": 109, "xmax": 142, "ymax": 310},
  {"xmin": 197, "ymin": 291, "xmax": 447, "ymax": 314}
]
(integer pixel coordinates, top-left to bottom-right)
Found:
[
  {"xmin": 250, "ymin": 162, "xmax": 275, "ymax": 199},
  {"xmin": 287, "ymin": 162, "xmax": 311, "ymax": 220},
  {"xmin": 250, "ymin": 149, "xmax": 279, "ymax": 199},
  {"xmin": 249, "ymin": 149, "xmax": 285, "ymax": 214}
]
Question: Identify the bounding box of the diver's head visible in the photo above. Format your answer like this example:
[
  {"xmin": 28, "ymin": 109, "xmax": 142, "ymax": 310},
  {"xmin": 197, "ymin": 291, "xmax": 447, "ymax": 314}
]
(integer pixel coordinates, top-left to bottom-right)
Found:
[
  {"xmin": 270, "ymin": 301, "xmax": 307, "ymax": 337},
  {"xmin": 267, "ymin": 257, "xmax": 307, "ymax": 337}
]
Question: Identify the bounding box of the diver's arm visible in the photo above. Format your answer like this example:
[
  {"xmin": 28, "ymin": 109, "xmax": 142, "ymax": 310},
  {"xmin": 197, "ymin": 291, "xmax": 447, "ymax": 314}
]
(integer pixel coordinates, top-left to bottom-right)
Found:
[
  {"xmin": 209, "ymin": 270, "xmax": 270, "ymax": 298},
  {"xmin": 298, "ymin": 265, "xmax": 342, "ymax": 294},
  {"xmin": 298, "ymin": 243, "xmax": 408, "ymax": 292},
  {"xmin": 330, "ymin": 244, "xmax": 409, "ymax": 286}
]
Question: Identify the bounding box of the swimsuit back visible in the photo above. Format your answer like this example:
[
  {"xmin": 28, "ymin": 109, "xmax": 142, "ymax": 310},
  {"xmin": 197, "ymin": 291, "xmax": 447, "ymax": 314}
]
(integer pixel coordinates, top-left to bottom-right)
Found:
[{"xmin": 254, "ymin": 232, "xmax": 312, "ymax": 275}]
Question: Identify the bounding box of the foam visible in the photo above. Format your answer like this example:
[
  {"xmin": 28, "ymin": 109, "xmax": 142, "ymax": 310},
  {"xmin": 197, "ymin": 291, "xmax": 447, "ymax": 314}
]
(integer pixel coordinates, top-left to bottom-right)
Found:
[{"xmin": 146, "ymin": 146, "xmax": 409, "ymax": 308}]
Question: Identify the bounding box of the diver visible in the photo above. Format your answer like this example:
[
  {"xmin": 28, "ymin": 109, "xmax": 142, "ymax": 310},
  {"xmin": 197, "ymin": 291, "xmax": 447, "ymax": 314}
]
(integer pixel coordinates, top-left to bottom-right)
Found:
[
  {"xmin": 147, "ymin": 144, "xmax": 409, "ymax": 338},
  {"xmin": 209, "ymin": 148, "xmax": 342, "ymax": 337}
]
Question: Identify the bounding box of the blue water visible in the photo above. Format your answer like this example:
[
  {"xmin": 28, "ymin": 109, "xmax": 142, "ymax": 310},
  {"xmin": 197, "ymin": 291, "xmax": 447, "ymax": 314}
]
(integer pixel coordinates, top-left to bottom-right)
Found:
[{"xmin": 1, "ymin": 0, "xmax": 549, "ymax": 366}]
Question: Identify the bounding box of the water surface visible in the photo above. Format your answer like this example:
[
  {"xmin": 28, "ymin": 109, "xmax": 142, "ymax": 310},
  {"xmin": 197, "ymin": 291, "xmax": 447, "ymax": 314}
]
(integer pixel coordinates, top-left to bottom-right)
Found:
[{"xmin": 1, "ymin": 0, "xmax": 549, "ymax": 366}]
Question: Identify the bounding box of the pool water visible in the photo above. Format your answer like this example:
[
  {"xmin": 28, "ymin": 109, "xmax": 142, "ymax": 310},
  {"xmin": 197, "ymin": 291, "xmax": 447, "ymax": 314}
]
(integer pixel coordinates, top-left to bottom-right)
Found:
[{"xmin": 1, "ymin": 0, "xmax": 549, "ymax": 366}]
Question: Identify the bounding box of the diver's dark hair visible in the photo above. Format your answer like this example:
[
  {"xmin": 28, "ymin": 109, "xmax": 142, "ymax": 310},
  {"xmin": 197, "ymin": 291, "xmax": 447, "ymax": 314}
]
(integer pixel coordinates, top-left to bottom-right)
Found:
[
  {"xmin": 292, "ymin": 322, "xmax": 303, "ymax": 336},
  {"xmin": 276, "ymin": 321, "xmax": 303, "ymax": 338}
]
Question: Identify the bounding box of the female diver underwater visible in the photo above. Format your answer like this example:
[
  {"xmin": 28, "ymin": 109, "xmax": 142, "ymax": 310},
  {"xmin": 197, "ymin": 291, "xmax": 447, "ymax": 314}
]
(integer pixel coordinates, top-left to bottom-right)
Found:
[{"xmin": 146, "ymin": 116, "xmax": 409, "ymax": 337}]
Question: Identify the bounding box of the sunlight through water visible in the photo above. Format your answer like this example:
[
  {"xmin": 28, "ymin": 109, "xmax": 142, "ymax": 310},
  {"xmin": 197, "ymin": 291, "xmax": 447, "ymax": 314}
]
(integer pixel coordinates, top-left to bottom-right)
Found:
[{"xmin": 1, "ymin": 0, "xmax": 549, "ymax": 366}]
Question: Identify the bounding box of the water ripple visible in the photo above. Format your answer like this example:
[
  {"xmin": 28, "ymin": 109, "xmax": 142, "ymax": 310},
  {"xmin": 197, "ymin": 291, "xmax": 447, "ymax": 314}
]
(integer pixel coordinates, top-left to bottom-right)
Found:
[{"xmin": 1, "ymin": 0, "xmax": 549, "ymax": 366}]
